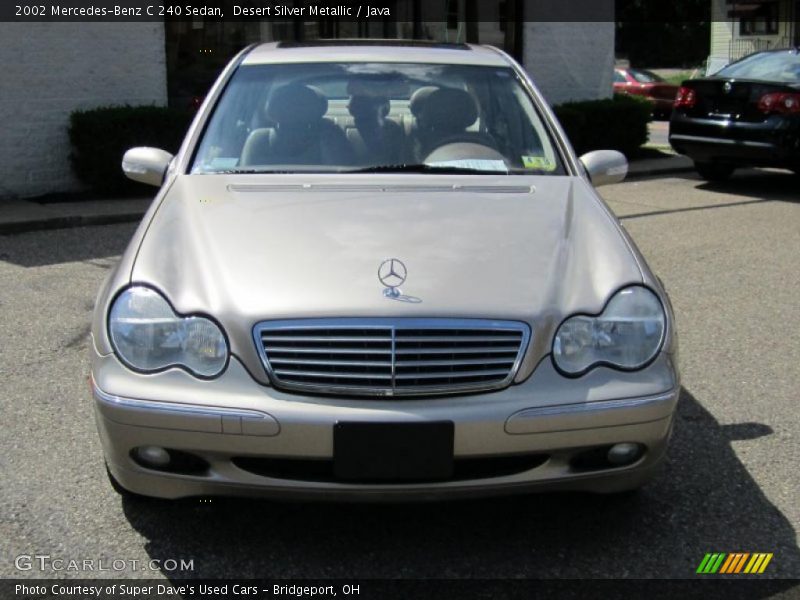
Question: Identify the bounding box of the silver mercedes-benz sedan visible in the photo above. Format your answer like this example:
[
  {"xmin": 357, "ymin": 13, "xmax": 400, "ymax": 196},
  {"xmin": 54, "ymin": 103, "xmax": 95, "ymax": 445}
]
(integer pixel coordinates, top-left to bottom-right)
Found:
[{"xmin": 91, "ymin": 41, "xmax": 679, "ymax": 500}]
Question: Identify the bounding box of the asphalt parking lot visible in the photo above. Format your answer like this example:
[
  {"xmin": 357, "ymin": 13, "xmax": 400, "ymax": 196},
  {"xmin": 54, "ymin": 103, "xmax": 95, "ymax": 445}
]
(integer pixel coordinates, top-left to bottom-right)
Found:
[{"xmin": 1, "ymin": 169, "xmax": 798, "ymax": 583}]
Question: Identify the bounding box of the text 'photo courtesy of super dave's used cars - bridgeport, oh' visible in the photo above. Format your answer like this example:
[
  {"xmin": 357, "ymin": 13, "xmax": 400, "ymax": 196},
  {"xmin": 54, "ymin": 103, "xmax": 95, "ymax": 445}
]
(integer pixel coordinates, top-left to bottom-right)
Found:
[{"xmin": 92, "ymin": 40, "xmax": 679, "ymax": 501}]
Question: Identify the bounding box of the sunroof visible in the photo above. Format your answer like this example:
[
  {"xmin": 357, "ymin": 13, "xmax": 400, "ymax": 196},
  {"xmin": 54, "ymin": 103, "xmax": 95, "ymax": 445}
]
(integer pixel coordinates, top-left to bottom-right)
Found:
[{"xmin": 277, "ymin": 39, "xmax": 472, "ymax": 50}]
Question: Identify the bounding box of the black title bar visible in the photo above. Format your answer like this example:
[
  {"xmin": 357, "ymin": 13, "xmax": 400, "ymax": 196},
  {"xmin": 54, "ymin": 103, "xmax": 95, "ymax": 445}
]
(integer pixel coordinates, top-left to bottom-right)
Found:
[
  {"xmin": 4, "ymin": 578, "xmax": 799, "ymax": 600},
  {"xmin": 3, "ymin": 0, "xmax": 709, "ymax": 23}
]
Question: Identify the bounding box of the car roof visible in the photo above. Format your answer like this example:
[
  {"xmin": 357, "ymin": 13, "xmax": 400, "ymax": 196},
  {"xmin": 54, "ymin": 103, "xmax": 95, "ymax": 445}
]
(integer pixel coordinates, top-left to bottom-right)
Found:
[
  {"xmin": 752, "ymin": 47, "xmax": 800, "ymax": 54},
  {"xmin": 732, "ymin": 47, "xmax": 800, "ymax": 62},
  {"xmin": 242, "ymin": 40, "xmax": 512, "ymax": 67}
]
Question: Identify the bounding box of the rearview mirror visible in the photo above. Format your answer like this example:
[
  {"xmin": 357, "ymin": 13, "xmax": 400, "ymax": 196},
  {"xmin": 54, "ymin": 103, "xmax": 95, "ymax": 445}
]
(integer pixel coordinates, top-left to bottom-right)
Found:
[
  {"xmin": 121, "ymin": 147, "xmax": 174, "ymax": 187},
  {"xmin": 579, "ymin": 150, "xmax": 628, "ymax": 187}
]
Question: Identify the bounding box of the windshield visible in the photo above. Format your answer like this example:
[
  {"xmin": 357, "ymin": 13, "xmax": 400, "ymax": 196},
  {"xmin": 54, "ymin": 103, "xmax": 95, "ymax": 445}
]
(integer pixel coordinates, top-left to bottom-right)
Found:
[
  {"xmin": 191, "ymin": 62, "xmax": 565, "ymax": 175},
  {"xmin": 630, "ymin": 69, "xmax": 663, "ymax": 84},
  {"xmin": 716, "ymin": 50, "xmax": 800, "ymax": 83}
]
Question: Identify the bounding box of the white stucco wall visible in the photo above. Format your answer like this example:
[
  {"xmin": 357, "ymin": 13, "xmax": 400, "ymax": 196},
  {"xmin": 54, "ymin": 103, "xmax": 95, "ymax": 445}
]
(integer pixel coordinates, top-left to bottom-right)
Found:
[
  {"xmin": 0, "ymin": 23, "xmax": 167, "ymax": 199},
  {"xmin": 710, "ymin": 0, "xmax": 735, "ymax": 60},
  {"xmin": 709, "ymin": 0, "xmax": 796, "ymax": 71},
  {"xmin": 521, "ymin": 21, "xmax": 615, "ymax": 106}
]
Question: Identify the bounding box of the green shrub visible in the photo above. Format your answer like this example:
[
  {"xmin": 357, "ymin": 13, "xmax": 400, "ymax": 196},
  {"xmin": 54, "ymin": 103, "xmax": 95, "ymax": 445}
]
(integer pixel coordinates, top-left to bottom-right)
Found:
[
  {"xmin": 553, "ymin": 94, "xmax": 652, "ymax": 158},
  {"xmin": 68, "ymin": 105, "xmax": 193, "ymax": 194},
  {"xmin": 550, "ymin": 106, "xmax": 586, "ymax": 156}
]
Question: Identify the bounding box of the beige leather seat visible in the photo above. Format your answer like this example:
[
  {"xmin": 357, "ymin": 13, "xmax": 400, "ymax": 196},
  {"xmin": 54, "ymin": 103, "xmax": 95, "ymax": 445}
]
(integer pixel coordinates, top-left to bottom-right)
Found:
[
  {"xmin": 240, "ymin": 83, "xmax": 352, "ymax": 167},
  {"xmin": 345, "ymin": 95, "xmax": 404, "ymax": 165},
  {"xmin": 408, "ymin": 86, "xmax": 496, "ymax": 161}
]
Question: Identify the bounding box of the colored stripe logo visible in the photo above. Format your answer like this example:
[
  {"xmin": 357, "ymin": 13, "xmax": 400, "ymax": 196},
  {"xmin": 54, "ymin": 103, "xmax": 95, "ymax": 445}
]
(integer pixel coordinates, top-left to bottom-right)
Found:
[{"xmin": 696, "ymin": 553, "xmax": 773, "ymax": 574}]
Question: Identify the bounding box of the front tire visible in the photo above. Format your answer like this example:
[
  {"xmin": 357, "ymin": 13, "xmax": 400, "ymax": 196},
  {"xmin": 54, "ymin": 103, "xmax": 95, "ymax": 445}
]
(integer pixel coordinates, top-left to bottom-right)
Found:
[{"xmin": 695, "ymin": 161, "xmax": 735, "ymax": 182}]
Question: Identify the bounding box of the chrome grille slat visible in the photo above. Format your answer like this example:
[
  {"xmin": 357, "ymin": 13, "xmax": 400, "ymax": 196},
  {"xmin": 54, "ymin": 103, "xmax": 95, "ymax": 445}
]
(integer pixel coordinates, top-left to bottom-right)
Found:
[
  {"xmin": 394, "ymin": 369, "xmax": 510, "ymax": 380},
  {"xmin": 394, "ymin": 335, "xmax": 521, "ymax": 343},
  {"xmin": 264, "ymin": 346, "xmax": 394, "ymax": 355},
  {"xmin": 254, "ymin": 318, "xmax": 530, "ymax": 397},
  {"xmin": 270, "ymin": 358, "xmax": 393, "ymax": 367},
  {"xmin": 262, "ymin": 335, "xmax": 392, "ymax": 343},
  {"xmin": 395, "ymin": 358, "xmax": 515, "ymax": 367},
  {"xmin": 273, "ymin": 370, "xmax": 392, "ymax": 380},
  {"xmin": 394, "ymin": 346, "xmax": 520, "ymax": 355}
]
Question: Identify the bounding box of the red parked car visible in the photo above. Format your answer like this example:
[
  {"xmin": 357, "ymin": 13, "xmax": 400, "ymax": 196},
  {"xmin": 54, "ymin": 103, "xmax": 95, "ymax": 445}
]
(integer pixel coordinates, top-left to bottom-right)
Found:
[{"xmin": 614, "ymin": 68, "xmax": 679, "ymax": 119}]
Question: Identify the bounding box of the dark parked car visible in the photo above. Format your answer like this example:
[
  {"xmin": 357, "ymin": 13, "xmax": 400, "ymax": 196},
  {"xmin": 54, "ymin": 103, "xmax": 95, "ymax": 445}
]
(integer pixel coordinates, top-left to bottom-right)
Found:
[
  {"xmin": 669, "ymin": 48, "xmax": 800, "ymax": 181},
  {"xmin": 613, "ymin": 68, "xmax": 678, "ymax": 118}
]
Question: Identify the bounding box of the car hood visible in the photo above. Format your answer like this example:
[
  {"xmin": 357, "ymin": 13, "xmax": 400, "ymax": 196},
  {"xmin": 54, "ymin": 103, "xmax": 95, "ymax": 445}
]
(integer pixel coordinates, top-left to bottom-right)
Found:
[{"xmin": 132, "ymin": 174, "xmax": 643, "ymax": 382}]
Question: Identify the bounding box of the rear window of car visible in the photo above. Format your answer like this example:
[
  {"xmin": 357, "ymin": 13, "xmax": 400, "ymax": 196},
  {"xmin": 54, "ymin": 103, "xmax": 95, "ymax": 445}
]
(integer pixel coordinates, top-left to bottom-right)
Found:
[
  {"xmin": 629, "ymin": 69, "xmax": 663, "ymax": 83},
  {"xmin": 716, "ymin": 50, "xmax": 800, "ymax": 83}
]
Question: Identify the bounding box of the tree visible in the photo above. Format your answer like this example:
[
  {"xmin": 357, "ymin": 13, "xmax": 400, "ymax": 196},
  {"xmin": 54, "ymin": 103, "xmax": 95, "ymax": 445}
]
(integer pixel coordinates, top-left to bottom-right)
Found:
[{"xmin": 616, "ymin": 0, "xmax": 711, "ymax": 67}]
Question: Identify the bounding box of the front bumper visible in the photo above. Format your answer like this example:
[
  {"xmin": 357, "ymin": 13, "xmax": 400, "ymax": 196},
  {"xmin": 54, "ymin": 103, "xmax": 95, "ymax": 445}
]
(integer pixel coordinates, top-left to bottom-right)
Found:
[{"xmin": 92, "ymin": 347, "xmax": 679, "ymax": 500}]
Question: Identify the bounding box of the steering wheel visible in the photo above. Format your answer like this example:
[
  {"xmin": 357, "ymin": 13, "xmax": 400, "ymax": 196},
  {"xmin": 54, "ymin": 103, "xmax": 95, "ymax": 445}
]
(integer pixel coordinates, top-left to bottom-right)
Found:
[
  {"xmin": 423, "ymin": 139, "xmax": 505, "ymax": 164},
  {"xmin": 423, "ymin": 133, "xmax": 499, "ymax": 157}
]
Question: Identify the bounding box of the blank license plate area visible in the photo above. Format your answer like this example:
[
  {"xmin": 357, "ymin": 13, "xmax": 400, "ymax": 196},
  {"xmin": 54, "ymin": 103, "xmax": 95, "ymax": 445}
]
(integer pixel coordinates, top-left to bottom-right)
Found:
[{"xmin": 334, "ymin": 421, "xmax": 454, "ymax": 482}]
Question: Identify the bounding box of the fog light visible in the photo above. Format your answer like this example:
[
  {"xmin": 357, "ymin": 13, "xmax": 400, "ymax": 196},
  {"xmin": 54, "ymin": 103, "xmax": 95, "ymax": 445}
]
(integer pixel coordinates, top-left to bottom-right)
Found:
[
  {"xmin": 134, "ymin": 445, "xmax": 171, "ymax": 468},
  {"xmin": 607, "ymin": 443, "xmax": 642, "ymax": 466}
]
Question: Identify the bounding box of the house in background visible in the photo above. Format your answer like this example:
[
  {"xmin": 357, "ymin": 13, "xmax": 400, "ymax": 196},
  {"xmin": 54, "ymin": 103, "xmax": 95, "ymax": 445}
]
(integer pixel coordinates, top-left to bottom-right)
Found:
[{"xmin": 707, "ymin": 0, "xmax": 799, "ymax": 72}]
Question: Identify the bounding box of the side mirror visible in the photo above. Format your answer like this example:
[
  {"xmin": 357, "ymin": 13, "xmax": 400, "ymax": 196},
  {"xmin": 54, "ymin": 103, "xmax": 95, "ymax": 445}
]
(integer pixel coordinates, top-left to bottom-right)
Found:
[
  {"xmin": 579, "ymin": 150, "xmax": 628, "ymax": 187},
  {"xmin": 121, "ymin": 147, "xmax": 174, "ymax": 187}
]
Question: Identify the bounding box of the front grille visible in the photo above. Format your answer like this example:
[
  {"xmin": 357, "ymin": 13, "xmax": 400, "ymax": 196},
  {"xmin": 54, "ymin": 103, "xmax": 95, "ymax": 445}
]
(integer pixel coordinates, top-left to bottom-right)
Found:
[{"xmin": 254, "ymin": 318, "xmax": 530, "ymax": 397}]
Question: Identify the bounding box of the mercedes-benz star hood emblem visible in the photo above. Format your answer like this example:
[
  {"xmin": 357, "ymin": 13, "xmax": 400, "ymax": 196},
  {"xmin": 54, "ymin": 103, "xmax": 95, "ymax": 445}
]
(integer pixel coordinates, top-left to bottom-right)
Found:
[{"xmin": 378, "ymin": 258, "xmax": 407, "ymax": 298}]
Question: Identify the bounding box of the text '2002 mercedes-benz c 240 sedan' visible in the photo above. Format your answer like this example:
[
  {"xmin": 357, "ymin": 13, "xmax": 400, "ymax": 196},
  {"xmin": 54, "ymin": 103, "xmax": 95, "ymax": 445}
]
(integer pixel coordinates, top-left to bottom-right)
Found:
[{"xmin": 91, "ymin": 41, "xmax": 679, "ymax": 500}]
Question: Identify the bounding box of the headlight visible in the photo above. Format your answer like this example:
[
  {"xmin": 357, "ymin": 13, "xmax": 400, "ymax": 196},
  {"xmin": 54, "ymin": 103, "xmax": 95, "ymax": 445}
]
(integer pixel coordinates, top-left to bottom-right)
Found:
[
  {"xmin": 108, "ymin": 286, "xmax": 228, "ymax": 378},
  {"xmin": 553, "ymin": 286, "xmax": 665, "ymax": 375}
]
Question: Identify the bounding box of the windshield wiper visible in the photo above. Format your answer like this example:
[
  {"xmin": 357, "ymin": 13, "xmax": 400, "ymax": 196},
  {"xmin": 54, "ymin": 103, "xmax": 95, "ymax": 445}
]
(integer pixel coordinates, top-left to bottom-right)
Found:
[
  {"xmin": 343, "ymin": 163, "xmax": 510, "ymax": 175},
  {"xmin": 208, "ymin": 164, "xmax": 527, "ymax": 175},
  {"xmin": 218, "ymin": 168, "xmax": 297, "ymax": 174}
]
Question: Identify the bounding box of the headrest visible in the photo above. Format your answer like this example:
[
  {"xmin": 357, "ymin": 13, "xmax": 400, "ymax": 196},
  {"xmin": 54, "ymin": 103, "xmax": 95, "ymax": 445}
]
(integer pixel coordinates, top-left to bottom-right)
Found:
[
  {"xmin": 348, "ymin": 95, "xmax": 390, "ymax": 120},
  {"xmin": 409, "ymin": 86, "xmax": 439, "ymax": 118},
  {"xmin": 416, "ymin": 88, "xmax": 478, "ymax": 131},
  {"xmin": 266, "ymin": 84, "xmax": 327, "ymax": 124}
]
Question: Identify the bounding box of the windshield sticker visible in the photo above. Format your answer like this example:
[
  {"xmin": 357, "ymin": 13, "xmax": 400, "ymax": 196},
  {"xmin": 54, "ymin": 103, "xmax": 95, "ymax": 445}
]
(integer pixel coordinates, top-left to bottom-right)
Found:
[
  {"xmin": 426, "ymin": 159, "xmax": 509, "ymax": 173},
  {"xmin": 522, "ymin": 156, "xmax": 556, "ymax": 171}
]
